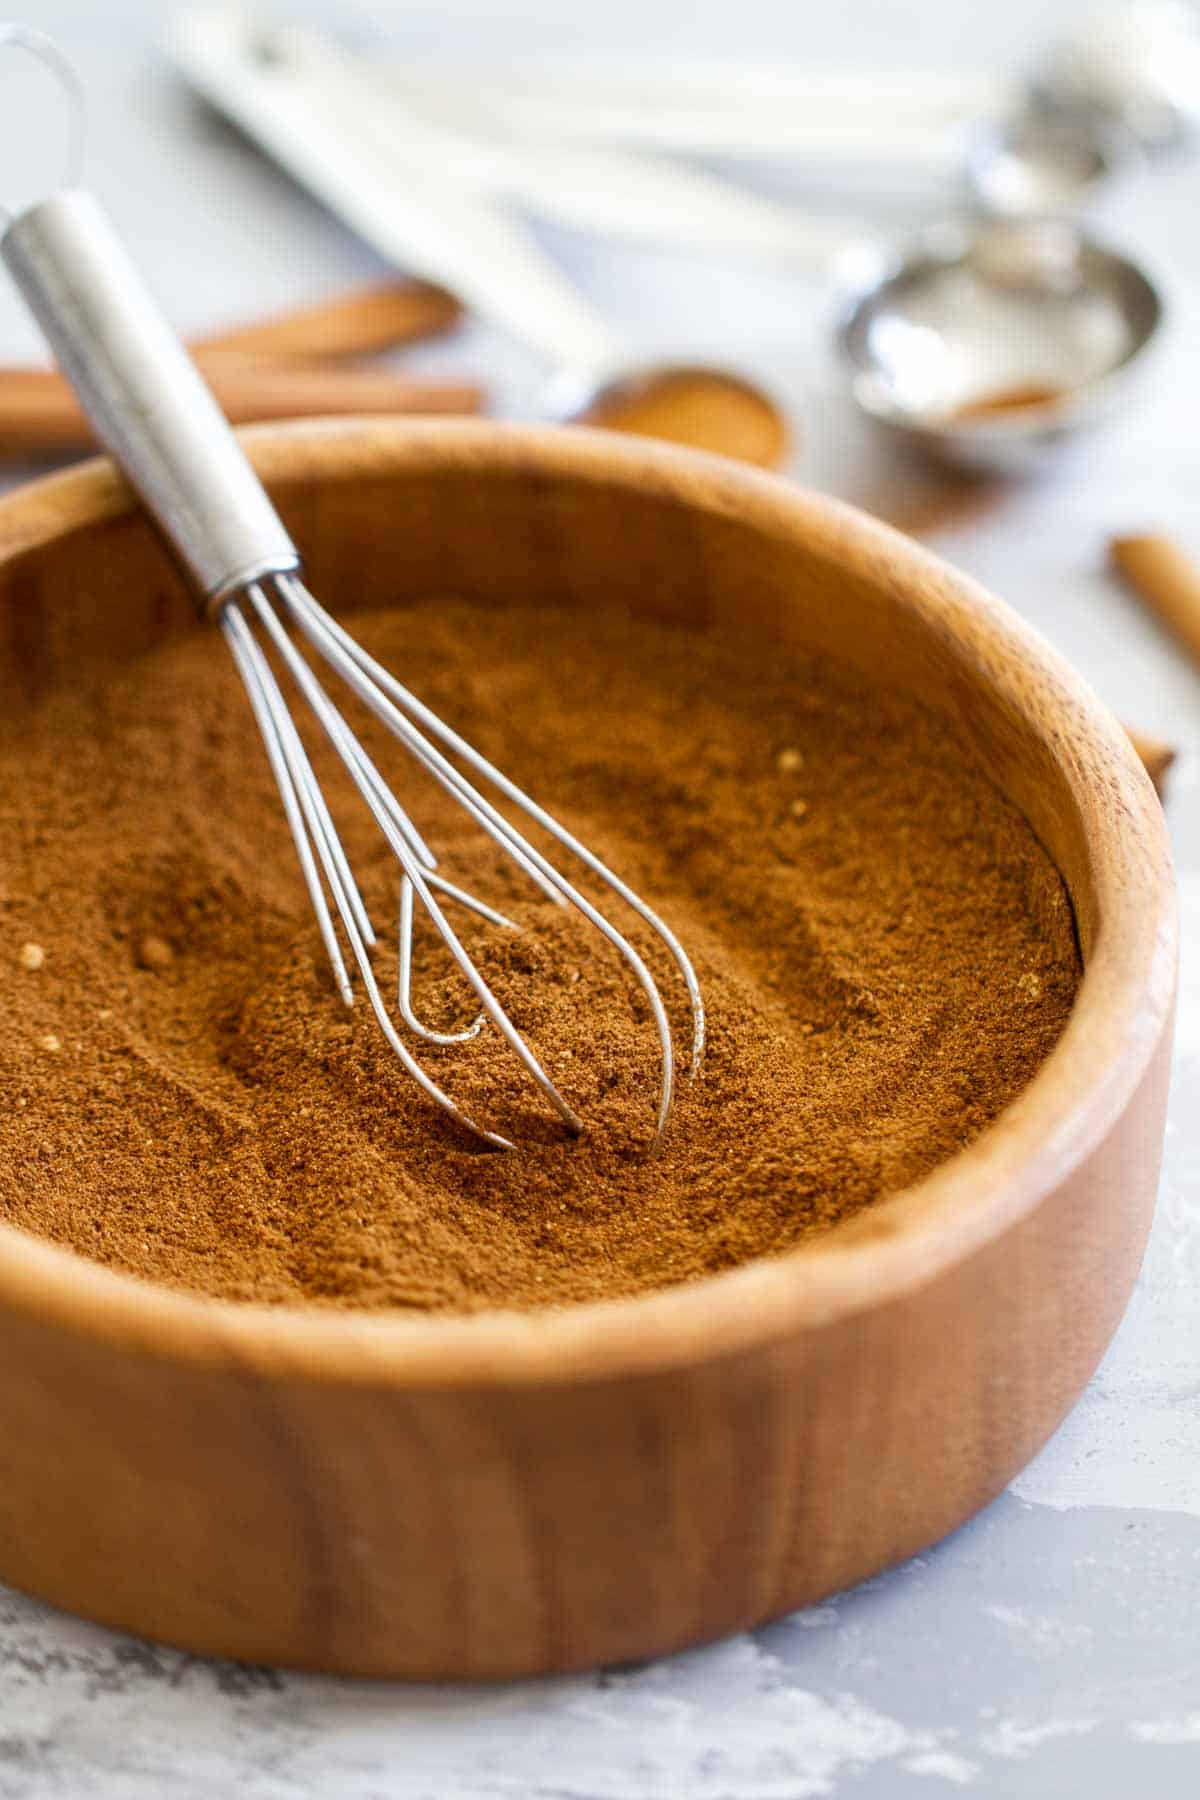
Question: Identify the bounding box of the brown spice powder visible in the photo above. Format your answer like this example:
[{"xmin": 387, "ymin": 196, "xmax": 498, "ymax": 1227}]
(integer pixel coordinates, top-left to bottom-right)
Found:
[
  {"xmin": 580, "ymin": 370, "xmax": 789, "ymax": 469},
  {"xmin": 0, "ymin": 594, "xmax": 1080, "ymax": 1311},
  {"xmin": 951, "ymin": 383, "xmax": 1066, "ymax": 423}
]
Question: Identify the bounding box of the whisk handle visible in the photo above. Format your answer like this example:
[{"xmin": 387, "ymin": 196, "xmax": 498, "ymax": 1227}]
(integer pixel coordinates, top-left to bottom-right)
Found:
[{"xmin": 1, "ymin": 189, "xmax": 299, "ymax": 611}]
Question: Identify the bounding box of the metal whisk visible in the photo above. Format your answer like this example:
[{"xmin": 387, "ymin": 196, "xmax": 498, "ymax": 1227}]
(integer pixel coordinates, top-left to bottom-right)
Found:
[{"xmin": 0, "ymin": 28, "xmax": 703, "ymax": 1150}]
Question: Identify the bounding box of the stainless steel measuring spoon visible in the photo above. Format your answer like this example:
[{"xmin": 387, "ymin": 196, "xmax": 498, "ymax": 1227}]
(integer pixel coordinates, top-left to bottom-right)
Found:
[{"xmin": 837, "ymin": 217, "xmax": 1163, "ymax": 474}]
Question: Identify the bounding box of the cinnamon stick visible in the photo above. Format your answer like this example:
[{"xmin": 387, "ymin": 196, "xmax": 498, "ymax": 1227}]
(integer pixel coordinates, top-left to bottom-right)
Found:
[
  {"xmin": 0, "ymin": 355, "xmax": 483, "ymax": 455},
  {"xmin": 1123, "ymin": 726, "xmax": 1177, "ymax": 797},
  {"xmin": 193, "ymin": 280, "xmax": 463, "ymax": 360},
  {"xmin": 1110, "ymin": 534, "xmax": 1200, "ymax": 668}
]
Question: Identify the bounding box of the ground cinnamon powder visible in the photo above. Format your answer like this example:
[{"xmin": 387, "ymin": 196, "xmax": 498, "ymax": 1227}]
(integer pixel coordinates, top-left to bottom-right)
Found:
[
  {"xmin": 0, "ymin": 592, "xmax": 1080, "ymax": 1311},
  {"xmin": 581, "ymin": 370, "xmax": 789, "ymax": 469}
]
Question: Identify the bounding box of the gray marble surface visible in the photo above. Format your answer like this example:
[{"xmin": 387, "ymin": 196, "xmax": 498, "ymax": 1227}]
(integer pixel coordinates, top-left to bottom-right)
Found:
[{"xmin": 0, "ymin": 1, "xmax": 1197, "ymax": 1794}]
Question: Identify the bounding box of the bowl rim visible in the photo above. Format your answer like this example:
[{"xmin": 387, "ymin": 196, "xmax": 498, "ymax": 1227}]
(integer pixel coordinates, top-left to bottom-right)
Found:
[{"xmin": 0, "ymin": 418, "xmax": 1177, "ymax": 1389}]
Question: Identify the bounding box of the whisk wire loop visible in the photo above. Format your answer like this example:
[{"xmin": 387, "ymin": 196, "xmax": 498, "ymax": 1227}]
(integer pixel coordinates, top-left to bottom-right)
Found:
[
  {"xmin": 222, "ymin": 603, "xmax": 355, "ymax": 1003},
  {"xmin": 0, "ymin": 26, "xmax": 87, "ymax": 225},
  {"xmin": 222, "ymin": 596, "xmax": 516, "ymax": 1150},
  {"xmin": 242, "ymin": 579, "xmax": 587, "ymax": 1137},
  {"xmin": 397, "ymin": 877, "xmax": 487, "ymax": 1046},
  {"xmin": 281, "ymin": 576, "xmax": 706, "ymax": 1081},
  {"xmin": 274, "ymin": 575, "xmax": 686, "ymax": 1143}
]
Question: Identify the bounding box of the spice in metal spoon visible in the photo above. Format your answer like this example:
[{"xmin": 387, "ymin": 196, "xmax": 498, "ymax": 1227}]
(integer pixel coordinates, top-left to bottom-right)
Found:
[
  {"xmin": 951, "ymin": 383, "xmax": 1066, "ymax": 423},
  {"xmin": 580, "ymin": 368, "xmax": 790, "ymax": 468},
  {"xmin": 0, "ymin": 594, "xmax": 1080, "ymax": 1311}
]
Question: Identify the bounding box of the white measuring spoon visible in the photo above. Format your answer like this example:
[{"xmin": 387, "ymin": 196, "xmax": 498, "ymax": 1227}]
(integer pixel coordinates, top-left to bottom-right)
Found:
[
  {"xmin": 368, "ymin": 1, "xmax": 1200, "ymax": 163},
  {"xmin": 223, "ymin": 13, "xmax": 1129, "ymax": 263},
  {"xmin": 173, "ymin": 9, "xmax": 790, "ymax": 466}
]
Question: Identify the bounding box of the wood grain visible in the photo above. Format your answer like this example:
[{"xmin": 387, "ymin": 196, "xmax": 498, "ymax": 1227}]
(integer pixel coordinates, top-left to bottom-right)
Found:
[{"xmin": 0, "ymin": 420, "xmax": 1176, "ymax": 1677}]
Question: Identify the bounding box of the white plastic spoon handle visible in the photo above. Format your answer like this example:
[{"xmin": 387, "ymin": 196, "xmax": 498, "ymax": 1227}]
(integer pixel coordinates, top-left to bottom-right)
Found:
[
  {"xmin": 382, "ymin": 57, "xmax": 1011, "ymax": 121},
  {"xmin": 172, "ymin": 11, "xmax": 624, "ymax": 376},
  {"xmin": 380, "ymin": 65, "xmax": 1015, "ymax": 164}
]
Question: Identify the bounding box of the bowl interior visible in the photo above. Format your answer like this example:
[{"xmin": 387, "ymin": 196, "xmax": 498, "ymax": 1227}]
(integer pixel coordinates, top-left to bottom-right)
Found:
[
  {"xmin": 0, "ymin": 429, "xmax": 1106, "ymax": 949},
  {"xmin": 0, "ymin": 421, "xmax": 1174, "ymax": 1374}
]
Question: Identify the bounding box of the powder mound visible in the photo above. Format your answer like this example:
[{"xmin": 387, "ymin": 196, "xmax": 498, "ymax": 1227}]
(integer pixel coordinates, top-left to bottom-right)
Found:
[{"xmin": 0, "ymin": 594, "xmax": 1080, "ymax": 1311}]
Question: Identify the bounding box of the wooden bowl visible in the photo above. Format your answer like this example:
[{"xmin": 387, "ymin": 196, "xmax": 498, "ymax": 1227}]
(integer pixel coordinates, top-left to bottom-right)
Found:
[{"xmin": 0, "ymin": 421, "xmax": 1176, "ymax": 1678}]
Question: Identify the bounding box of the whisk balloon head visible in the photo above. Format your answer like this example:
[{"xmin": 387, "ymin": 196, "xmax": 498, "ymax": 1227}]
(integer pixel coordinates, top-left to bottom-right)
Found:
[{"xmin": 219, "ymin": 574, "xmax": 704, "ymax": 1151}]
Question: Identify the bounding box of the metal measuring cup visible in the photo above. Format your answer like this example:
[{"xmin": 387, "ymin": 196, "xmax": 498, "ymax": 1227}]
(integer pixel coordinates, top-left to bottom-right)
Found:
[{"xmin": 836, "ymin": 217, "xmax": 1164, "ymax": 475}]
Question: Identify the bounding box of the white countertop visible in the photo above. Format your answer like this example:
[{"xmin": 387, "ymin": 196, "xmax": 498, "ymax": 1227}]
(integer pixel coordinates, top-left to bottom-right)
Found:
[{"xmin": 0, "ymin": 2, "xmax": 1197, "ymax": 1795}]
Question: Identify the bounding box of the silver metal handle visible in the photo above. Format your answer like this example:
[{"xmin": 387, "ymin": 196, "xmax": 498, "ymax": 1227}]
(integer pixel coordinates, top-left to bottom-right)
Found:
[{"xmin": 0, "ymin": 188, "xmax": 299, "ymax": 610}]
